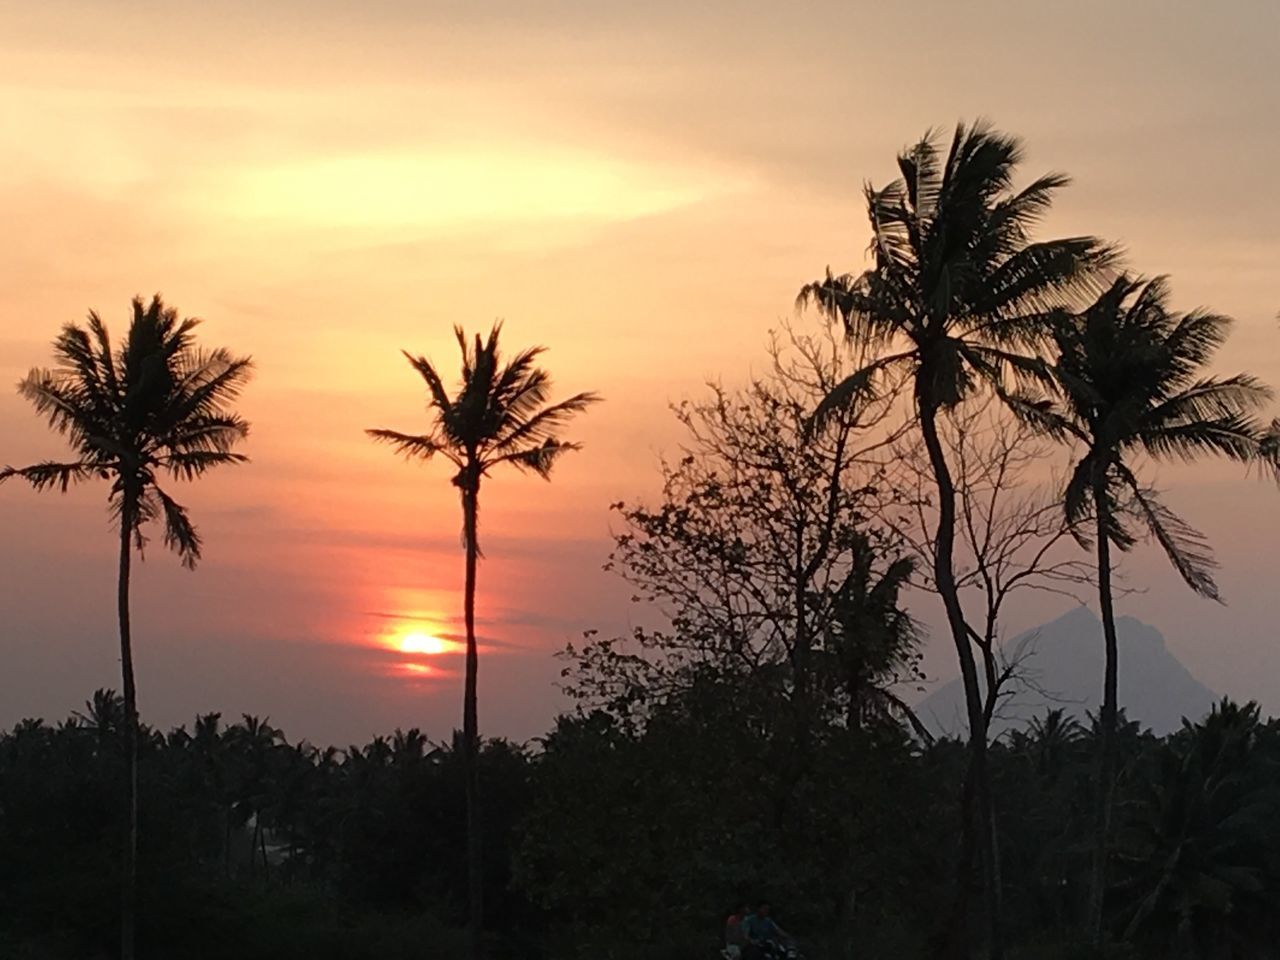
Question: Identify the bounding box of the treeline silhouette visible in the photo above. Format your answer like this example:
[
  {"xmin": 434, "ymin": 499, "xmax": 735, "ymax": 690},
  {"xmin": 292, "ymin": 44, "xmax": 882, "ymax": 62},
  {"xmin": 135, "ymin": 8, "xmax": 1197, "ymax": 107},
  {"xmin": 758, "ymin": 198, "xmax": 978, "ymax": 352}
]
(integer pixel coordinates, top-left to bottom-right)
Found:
[
  {"xmin": 5, "ymin": 689, "xmax": 1280, "ymax": 959},
  {"xmin": 3, "ymin": 120, "xmax": 1280, "ymax": 960}
]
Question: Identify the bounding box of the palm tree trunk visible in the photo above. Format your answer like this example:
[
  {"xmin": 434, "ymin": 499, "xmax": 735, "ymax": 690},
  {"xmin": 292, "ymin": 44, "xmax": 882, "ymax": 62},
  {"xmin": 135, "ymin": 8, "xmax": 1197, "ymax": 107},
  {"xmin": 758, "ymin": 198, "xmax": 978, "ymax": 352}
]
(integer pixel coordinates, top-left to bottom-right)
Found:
[
  {"xmin": 462, "ymin": 478, "xmax": 484, "ymax": 960},
  {"xmin": 260, "ymin": 817, "xmax": 270, "ymax": 881},
  {"xmin": 1088, "ymin": 485, "xmax": 1120, "ymax": 948},
  {"xmin": 117, "ymin": 494, "xmax": 138, "ymax": 960},
  {"xmin": 920, "ymin": 403, "xmax": 1002, "ymax": 960}
]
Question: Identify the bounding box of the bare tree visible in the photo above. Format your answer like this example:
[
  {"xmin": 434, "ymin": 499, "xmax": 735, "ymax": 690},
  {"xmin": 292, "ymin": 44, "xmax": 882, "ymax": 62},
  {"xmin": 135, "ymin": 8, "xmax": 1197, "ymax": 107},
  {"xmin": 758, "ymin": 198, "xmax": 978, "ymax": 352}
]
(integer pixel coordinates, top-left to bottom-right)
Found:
[{"xmin": 886, "ymin": 398, "xmax": 1093, "ymax": 726}]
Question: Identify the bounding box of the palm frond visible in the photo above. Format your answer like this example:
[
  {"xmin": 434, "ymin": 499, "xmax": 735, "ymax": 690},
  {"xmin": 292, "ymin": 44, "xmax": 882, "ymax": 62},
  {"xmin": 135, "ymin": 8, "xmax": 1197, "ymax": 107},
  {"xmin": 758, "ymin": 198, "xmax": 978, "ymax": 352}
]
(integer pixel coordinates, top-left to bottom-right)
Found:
[
  {"xmin": 897, "ymin": 128, "xmax": 942, "ymax": 216},
  {"xmin": 490, "ymin": 391, "xmax": 601, "ymax": 457},
  {"xmin": 0, "ymin": 460, "xmax": 103, "ymax": 492},
  {"xmin": 492, "ymin": 439, "xmax": 582, "ymax": 479},
  {"xmin": 365, "ymin": 428, "xmax": 457, "ymax": 465},
  {"xmin": 85, "ymin": 311, "xmax": 119, "ymax": 397},
  {"xmin": 16, "ymin": 368, "xmax": 99, "ymax": 446},
  {"xmin": 809, "ymin": 351, "xmax": 913, "ymax": 435},
  {"xmin": 1001, "ymin": 389, "xmax": 1079, "ymax": 445},
  {"xmin": 972, "ymin": 237, "xmax": 1117, "ymax": 324},
  {"xmin": 1157, "ymin": 308, "xmax": 1233, "ymax": 389},
  {"xmin": 1122, "ymin": 477, "xmax": 1221, "ymax": 602},
  {"xmin": 150, "ymin": 485, "xmax": 202, "ymax": 569},
  {"xmin": 403, "ymin": 351, "xmax": 455, "ymax": 418},
  {"xmin": 796, "ymin": 268, "xmax": 858, "ymax": 324},
  {"xmin": 168, "ymin": 350, "xmax": 254, "ymax": 424},
  {"xmin": 1062, "ymin": 456, "xmax": 1122, "ymax": 548},
  {"xmin": 1136, "ymin": 415, "xmax": 1266, "ymax": 465},
  {"xmin": 52, "ymin": 322, "xmax": 116, "ymax": 418},
  {"xmin": 161, "ymin": 413, "xmax": 251, "ymax": 455},
  {"xmin": 986, "ymin": 172, "xmax": 1072, "ymax": 238},
  {"xmin": 797, "ymin": 268, "xmax": 909, "ymax": 351},
  {"xmin": 159, "ymin": 449, "xmax": 250, "ymax": 481},
  {"xmin": 1261, "ymin": 419, "xmax": 1280, "ymax": 481},
  {"xmin": 1142, "ymin": 375, "xmax": 1271, "ymax": 433},
  {"xmin": 493, "ymin": 364, "xmax": 553, "ymax": 428},
  {"xmin": 962, "ymin": 342, "xmax": 1056, "ymax": 393}
]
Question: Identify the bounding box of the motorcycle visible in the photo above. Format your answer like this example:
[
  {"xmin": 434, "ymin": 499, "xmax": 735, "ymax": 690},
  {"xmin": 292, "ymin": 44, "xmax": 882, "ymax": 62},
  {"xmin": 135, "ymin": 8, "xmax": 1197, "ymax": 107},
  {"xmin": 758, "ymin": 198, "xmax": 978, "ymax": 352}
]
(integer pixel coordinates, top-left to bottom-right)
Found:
[{"xmin": 720, "ymin": 942, "xmax": 804, "ymax": 960}]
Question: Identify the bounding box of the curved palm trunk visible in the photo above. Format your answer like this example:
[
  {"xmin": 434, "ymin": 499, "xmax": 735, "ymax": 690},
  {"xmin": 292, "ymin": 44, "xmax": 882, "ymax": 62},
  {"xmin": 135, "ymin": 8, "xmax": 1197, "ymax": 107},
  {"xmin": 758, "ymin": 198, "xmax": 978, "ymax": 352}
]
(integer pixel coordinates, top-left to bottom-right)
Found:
[
  {"xmin": 461, "ymin": 477, "xmax": 484, "ymax": 960},
  {"xmin": 1088, "ymin": 485, "xmax": 1120, "ymax": 948},
  {"xmin": 920, "ymin": 403, "xmax": 1002, "ymax": 960},
  {"xmin": 117, "ymin": 496, "xmax": 138, "ymax": 960}
]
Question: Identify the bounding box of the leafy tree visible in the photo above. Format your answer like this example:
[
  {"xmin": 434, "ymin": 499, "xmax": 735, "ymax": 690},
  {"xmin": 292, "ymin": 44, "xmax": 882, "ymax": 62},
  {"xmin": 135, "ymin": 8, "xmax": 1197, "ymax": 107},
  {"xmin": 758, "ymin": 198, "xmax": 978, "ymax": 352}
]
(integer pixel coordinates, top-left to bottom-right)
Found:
[
  {"xmin": 1009, "ymin": 274, "xmax": 1273, "ymax": 945},
  {"xmin": 574, "ymin": 325, "xmax": 912, "ymax": 730},
  {"xmin": 367, "ymin": 323, "xmax": 597, "ymax": 959},
  {"xmin": 799, "ymin": 120, "xmax": 1114, "ymax": 958},
  {"xmin": 1, "ymin": 295, "xmax": 252, "ymax": 959}
]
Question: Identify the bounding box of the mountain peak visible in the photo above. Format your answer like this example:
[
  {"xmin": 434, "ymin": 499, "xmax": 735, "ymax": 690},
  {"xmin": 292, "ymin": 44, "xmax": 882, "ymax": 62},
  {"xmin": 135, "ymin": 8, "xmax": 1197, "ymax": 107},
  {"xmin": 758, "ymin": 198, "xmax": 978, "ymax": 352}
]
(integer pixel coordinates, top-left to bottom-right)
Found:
[{"xmin": 918, "ymin": 608, "xmax": 1213, "ymax": 737}]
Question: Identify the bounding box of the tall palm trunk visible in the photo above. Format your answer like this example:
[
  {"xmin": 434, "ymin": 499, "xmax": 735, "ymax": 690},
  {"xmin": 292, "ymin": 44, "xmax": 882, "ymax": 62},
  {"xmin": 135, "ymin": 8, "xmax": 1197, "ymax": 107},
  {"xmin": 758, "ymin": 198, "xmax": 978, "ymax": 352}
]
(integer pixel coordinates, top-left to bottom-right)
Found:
[
  {"xmin": 117, "ymin": 492, "xmax": 138, "ymax": 960},
  {"xmin": 1088, "ymin": 482, "xmax": 1120, "ymax": 947},
  {"xmin": 920, "ymin": 402, "xmax": 1002, "ymax": 960},
  {"xmin": 461, "ymin": 475, "xmax": 484, "ymax": 960}
]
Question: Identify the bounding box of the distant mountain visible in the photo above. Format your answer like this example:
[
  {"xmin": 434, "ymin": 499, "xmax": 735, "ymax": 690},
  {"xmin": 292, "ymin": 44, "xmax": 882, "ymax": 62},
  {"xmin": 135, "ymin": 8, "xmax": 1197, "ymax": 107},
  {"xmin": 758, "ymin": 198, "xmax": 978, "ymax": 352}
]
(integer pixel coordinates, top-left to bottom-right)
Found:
[{"xmin": 917, "ymin": 606, "xmax": 1216, "ymax": 738}]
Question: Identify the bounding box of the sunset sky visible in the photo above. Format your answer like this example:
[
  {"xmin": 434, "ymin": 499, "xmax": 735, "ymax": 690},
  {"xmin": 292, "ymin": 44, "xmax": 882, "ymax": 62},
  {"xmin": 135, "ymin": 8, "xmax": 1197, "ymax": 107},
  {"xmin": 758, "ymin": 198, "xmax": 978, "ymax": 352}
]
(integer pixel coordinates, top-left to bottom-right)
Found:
[{"xmin": 1, "ymin": 0, "xmax": 1277, "ymax": 746}]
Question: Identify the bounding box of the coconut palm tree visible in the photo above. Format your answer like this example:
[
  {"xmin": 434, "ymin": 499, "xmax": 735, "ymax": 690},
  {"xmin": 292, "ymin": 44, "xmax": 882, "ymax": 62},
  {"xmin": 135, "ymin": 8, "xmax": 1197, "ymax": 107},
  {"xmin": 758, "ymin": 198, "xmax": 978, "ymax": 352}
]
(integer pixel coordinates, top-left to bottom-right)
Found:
[
  {"xmin": 799, "ymin": 120, "xmax": 1113, "ymax": 959},
  {"xmin": 1008, "ymin": 274, "xmax": 1272, "ymax": 946},
  {"xmin": 368, "ymin": 323, "xmax": 598, "ymax": 959},
  {"xmin": 825, "ymin": 537, "xmax": 923, "ymax": 735},
  {"xmin": 0, "ymin": 294, "xmax": 251, "ymax": 959}
]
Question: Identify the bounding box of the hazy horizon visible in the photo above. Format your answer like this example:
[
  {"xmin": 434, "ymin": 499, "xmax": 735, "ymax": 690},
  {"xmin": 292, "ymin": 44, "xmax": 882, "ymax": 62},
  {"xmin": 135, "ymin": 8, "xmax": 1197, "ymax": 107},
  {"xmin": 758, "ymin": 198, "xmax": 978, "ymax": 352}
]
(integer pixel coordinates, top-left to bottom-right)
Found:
[{"xmin": 2, "ymin": 0, "xmax": 1278, "ymax": 747}]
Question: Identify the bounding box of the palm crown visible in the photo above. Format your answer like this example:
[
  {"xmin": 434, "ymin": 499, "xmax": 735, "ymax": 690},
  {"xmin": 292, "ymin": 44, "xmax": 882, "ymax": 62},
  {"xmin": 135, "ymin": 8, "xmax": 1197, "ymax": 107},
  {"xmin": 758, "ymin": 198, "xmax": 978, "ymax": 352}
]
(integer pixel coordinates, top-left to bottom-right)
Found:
[
  {"xmin": 1, "ymin": 295, "xmax": 252, "ymax": 566},
  {"xmin": 800, "ymin": 120, "xmax": 1115, "ymax": 419},
  {"xmin": 1013, "ymin": 275, "xmax": 1272, "ymax": 599},
  {"xmin": 367, "ymin": 322, "xmax": 599, "ymax": 546}
]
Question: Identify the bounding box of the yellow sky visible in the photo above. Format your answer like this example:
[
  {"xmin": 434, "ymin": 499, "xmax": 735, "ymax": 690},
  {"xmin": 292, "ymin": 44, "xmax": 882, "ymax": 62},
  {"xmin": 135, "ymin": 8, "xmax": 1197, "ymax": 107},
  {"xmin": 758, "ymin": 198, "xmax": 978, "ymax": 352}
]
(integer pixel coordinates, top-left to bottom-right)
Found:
[{"xmin": 1, "ymin": 0, "xmax": 1277, "ymax": 743}]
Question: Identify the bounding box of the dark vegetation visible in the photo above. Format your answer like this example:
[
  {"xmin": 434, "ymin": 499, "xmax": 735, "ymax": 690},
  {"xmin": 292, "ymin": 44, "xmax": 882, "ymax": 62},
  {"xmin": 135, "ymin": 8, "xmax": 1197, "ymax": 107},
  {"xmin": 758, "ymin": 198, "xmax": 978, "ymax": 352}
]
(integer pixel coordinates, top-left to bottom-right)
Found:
[{"xmin": 3, "ymin": 122, "xmax": 1280, "ymax": 959}]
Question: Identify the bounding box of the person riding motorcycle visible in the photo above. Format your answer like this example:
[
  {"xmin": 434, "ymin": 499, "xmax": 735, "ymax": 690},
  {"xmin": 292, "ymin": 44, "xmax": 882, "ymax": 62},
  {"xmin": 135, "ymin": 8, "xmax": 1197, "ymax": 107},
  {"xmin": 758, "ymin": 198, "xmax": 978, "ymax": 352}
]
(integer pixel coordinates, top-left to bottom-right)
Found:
[{"xmin": 742, "ymin": 901, "xmax": 795, "ymax": 959}]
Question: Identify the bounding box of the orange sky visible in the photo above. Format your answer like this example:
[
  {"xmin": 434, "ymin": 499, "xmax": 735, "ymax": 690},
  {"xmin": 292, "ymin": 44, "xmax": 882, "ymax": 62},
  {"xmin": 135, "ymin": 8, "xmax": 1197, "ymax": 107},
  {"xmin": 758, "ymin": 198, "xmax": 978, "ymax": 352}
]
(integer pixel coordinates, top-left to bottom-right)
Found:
[{"xmin": 1, "ymin": 1, "xmax": 1277, "ymax": 744}]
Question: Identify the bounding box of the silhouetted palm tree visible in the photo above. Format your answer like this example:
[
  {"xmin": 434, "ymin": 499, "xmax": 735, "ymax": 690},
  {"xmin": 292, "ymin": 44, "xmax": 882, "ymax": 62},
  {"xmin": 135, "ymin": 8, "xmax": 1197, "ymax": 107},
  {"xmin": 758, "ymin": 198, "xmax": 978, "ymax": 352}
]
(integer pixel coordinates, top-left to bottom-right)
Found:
[
  {"xmin": 1009, "ymin": 275, "xmax": 1272, "ymax": 946},
  {"xmin": 368, "ymin": 323, "xmax": 598, "ymax": 959},
  {"xmin": 0, "ymin": 295, "xmax": 251, "ymax": 959},
  {"xmin": 826, "ymin": 538, "xmax": 922, "ymax": 735},
  {"xmin": 228, "ymin": 714, "xmax": 284, "ymax": 877},
  {"xmin": 799, "ymin": 120, "xmax": 1113, "ymax": 959},
  {"xmin": 1022, "ymin": 709, "xmax": 1085, "ymax": 777},
  {"xmin": 74, "ymin": 688, "xmax": 127, "ymax": 743}
]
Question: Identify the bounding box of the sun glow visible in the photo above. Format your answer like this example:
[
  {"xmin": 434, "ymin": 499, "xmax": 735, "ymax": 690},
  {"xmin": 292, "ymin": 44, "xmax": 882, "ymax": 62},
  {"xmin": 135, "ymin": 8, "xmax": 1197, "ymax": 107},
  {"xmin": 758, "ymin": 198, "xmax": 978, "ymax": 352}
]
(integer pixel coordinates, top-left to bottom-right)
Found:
[{"xmin": 206, "ymin": 145, "xmax": 743, "ymax": 232}]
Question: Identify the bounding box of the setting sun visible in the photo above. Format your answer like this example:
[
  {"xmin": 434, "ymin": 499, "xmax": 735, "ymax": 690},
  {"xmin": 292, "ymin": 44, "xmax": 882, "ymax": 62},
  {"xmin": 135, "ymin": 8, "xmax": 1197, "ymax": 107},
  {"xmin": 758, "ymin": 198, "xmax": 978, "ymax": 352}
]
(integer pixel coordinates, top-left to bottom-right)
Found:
[{"xmin": 398, "ymin": 631, "xmax": 449, "ymax": 656}]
